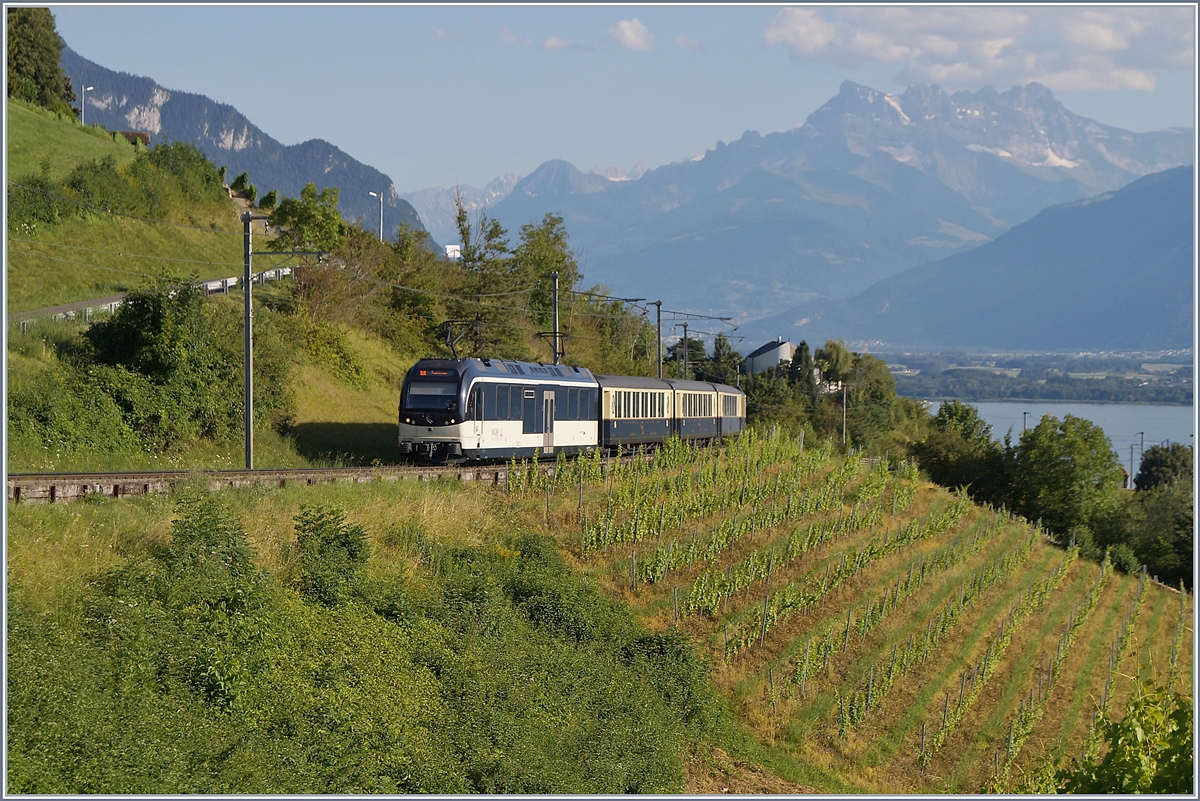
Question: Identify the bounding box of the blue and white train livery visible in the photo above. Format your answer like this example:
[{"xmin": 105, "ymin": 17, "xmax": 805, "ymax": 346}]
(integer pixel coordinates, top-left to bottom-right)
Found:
[{"xmin": 398, "ymin": 357, "xmax": 746, "ymax": 463}]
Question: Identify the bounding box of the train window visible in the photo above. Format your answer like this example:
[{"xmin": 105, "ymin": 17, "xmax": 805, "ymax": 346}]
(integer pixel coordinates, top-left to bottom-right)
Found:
[
  {"xmin": 467, "ymin": 387, "xmax": 480, "ymax": 420},
  {"xmin": 405, "ymin": 381, "xmax": 458, "ymax": 410},
  {"xmin": 511, "ymin": 386, "xmax": 523, "ymax": 420},
  {"xmin": 494, "ymin": 385, "xmax": 507, "ymax": 420},
  {"xmin": 568, "ymin": 388, "xmax": 578, "ymax": 420}
]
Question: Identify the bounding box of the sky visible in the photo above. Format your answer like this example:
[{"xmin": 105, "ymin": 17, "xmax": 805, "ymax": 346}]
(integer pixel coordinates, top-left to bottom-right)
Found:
[{"xmin": 52, "ymin": 5, "xmax": 1196, "ymax": 193}]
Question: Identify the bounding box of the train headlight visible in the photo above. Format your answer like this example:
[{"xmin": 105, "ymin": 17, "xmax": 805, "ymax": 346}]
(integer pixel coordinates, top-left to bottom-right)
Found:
[{"xmin": 450, "ymin": 419, "xmax": 455, "ymax": 424}]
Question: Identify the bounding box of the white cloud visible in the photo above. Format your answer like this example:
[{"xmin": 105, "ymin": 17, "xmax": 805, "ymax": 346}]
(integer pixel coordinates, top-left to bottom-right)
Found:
[
  {"xmin": 544, "ymin": 36, "xmax": 573, "ymax": 50},
  {"xmin": 609, "ymin": 18, "xmax": 657, "ymax": 51},
  {"xmin": 763, "ymin": 6, "xmax": 1194, "ymax": 92},
  {"xmin": 500, "ymin": 26, "xmax": 532, "ymax": 47},
  {"xmin": 675, "ymin": 35, "xmax": 708, "ymax": 54}
]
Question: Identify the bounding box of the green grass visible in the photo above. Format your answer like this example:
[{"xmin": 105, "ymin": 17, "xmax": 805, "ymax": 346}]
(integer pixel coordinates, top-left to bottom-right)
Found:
[
  {"xmin": 7, "ymin": 98, "xmax": 250, "ymax": 314},
  {"xmin": 7, "ymin": 99, "xmax": 138, "ymax": 180}
]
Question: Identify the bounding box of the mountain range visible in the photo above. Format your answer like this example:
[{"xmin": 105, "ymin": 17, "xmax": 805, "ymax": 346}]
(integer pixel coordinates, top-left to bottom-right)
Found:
[
  {"xmin": 738, "ymin": 165, "xmax": 1194, "ymax": 352},
  {"xmin": 482, "ymin": 81, "xmax": 1191, "ymax": 323},
  {"xmin": 53, "ymin": 40, "xmax": 1193, "ymax": 353},
  {"xmin": 59, "ymin": 47, "xmax": 426, "ymax": 241}
]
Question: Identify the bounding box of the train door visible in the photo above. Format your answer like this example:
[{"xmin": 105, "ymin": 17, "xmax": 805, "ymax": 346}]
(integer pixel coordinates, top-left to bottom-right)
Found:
[
  {"xmin": 542, "ymin": 390, "xmax": 555, "ymax": 453},
  {"xmin": 468, "ymin": 386, "xmax": 483, "ymax": 445}
]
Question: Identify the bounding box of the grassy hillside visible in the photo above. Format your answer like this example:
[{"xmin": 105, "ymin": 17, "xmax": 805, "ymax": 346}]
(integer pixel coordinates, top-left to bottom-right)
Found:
[
  {"xmin": 6, "ymin": 98, "xmax": 248, "ymax": 314},
  {"xmin": 7, "ymin": 430, "xmax": 1189, "ymax": 792}
]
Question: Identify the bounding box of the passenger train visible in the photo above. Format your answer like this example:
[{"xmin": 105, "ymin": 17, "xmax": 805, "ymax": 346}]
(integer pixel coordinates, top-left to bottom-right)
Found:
[{"xmin": 398, "ymin": 357, "xmax": 746, "ymax": 462}]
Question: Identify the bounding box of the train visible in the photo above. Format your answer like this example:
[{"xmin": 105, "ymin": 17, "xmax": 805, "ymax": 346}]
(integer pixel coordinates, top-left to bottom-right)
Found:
[{"xmin": 397, "ymin": 357, "xmax": 746, "ymax": 462}]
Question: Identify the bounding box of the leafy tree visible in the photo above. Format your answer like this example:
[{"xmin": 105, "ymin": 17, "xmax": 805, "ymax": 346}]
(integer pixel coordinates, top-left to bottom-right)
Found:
[
  {"xmin": 789, "ymin": 340, "xmax": 817, "ymax": 404},
  {"xmin": 666, "ymin": 336, "xmax": 706, "ymax": 379},
  {"xmin": 1124, "ymin": 481, "xmax": 1193, "ymax": 586},
  {"xmin": 6, "ymin": 8, "xmax": 75, "ymax": 112},
  {"xmin": 708, "ymin": 333, "xmax": 742, "ymax": 384},
  {"xmin": 911, "ymin": 400, "xmax": 1010, "ymax": 506},
  {"xmin": 229, "ymin": 171, "xmax": 249, "ymax": 194},
  {"xmin": 1135, "ymin": 443, "xmax": 1193, "ymax": 491},
  {"xmin": 257, "ymin": 189, "xmax": 278, "ymax": 210},
  {"xmin": 1057, "ymin": 680, "xmax": 1193, "ymax": 794},
  {"xmin": 1013, "ymin": 414, "xmax": 1123, "ymax": 539},
  {"xmin": 514, "ymin": 213, "xmax": 579, "ymax": 319},
  {"xmin": 269, "ymin": 182, "xmax": 348, "ymax": 253},
  {"xmin": 815, "ymin": 339, "xmax": 853, "ymax": 385}
]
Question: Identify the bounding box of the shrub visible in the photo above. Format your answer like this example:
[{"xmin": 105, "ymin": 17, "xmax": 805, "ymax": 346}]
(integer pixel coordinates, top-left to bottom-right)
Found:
[{"xmin": 294, "ymin": 505, "xmax": 369, "ymax": 606}]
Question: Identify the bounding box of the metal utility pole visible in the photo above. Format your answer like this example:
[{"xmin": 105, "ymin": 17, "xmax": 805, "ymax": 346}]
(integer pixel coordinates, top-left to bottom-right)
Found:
[
  {"xmin": 681, "ymin": 321, "xmax": 691, "ymax": 381},
  {"xmin": 842, "ymin": 383, "xmax": 847, "ymax": 447},
  {"xmin": 1023, "ymin": 411, "xmax": 1030, "ymax": 433},
  {"xmin": 1129, "ymin": 445, "xmax": 1135, "ymax": 488},
  {"xmin": 653, "ymin": 300, "xmax": 662, "ymax": 378},
  {"xmin": 551, "ymin": 271, "xmax": 560, "ymax": 364},
  {"xmin": 242, "ymin": 216, "xmax": 327, "ymax": 472},
  {"xmin": 242, "ymin": 211, "xmax": 259, "ymax": 470}
]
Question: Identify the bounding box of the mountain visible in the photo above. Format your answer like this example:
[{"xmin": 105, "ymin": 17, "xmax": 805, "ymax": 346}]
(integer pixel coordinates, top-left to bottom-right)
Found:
[
  {"xmin": 739, "ymin": 166, "xmax": 1194, "ymax": 352},
  {"xmin": 400, "ymin": 173, "xmax": 522, "ymax": 247},
  {"xmin": 486, "ymin": 81, "xmax": 1191, "ymax": 321},
  {"xmin": 59, "ymin": 47, "xmax": 426, "ymax": 241}
]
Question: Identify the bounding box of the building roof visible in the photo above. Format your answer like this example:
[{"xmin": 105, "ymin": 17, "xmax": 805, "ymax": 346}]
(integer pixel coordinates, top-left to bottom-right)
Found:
[{"xmin": 745, "ymin": 340, "xmax": 791, "ymax": 360}]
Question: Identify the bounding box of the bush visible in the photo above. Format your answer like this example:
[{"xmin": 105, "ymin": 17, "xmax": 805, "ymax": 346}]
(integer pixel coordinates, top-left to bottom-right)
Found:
[{"xmin": 294, "ymin": 505, "xmax": 369, "ymax": 606}]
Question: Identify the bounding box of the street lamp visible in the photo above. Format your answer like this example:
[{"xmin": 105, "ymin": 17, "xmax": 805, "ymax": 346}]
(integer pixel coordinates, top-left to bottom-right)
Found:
[
  {"xmin": 81, "ymin": 85, "xmax": 94, "ymax": 126},
  {"xmin": 368, "ymin": 190, "xmax": 384, "ymax": 243},
  {"xmin": 1022, "ymin": 411, "xmax": 1030, "ymax": 433}
]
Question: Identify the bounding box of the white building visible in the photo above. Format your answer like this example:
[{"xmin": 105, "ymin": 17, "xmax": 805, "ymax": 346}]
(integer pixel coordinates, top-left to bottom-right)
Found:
[{"xmin": 745, "ymin": 338, "xmax": 795, "ymax": 374}]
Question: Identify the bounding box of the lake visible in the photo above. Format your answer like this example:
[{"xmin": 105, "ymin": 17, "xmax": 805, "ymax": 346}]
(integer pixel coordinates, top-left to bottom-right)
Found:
[{"xmin": 927, "ymin": 400, "xmax": 1195, "ymax": 466}]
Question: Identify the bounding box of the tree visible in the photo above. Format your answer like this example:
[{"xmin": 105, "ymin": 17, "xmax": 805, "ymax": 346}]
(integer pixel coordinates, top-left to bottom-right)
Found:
[
  {"xmin": 814, "ymin": 339, "xmax": 853, "ymax": 385},
  {"xmin": 1013, "ymin": 414, "xmax": 1123, "ymax": 539},
  {"xmin": 911, "ymin": 400, "xmax": 1009, "ymax": 507},
  {"xmin": 1135, "ymin": 443, "xmax": 1193, "ymax": 491},
  {"xmin": 6, "ymin": 8, "xmax": 75, "ymax": 112},
  {"xmin": 708, "ymin": 333, "xmax": 742, "ymax": 384},
  {"xmin": 789, "ymin": 340, "xmax": 817, "ymax": 404},
  {"xmin": 447, "ymin": 196, "xmax": 526, "ymax": 358},
  {"xmin": 666, "ymin": 336, "xmax": 706, "ymax": 379},
  {"xmin": 268, "ymin": 182, "xmax": 347, "ymax": 253}
]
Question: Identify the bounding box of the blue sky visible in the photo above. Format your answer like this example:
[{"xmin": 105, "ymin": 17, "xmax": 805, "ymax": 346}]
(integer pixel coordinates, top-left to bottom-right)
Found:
[{"xmin": 53, "ymin": 5, "xmax": 1196, "ymax": 192}]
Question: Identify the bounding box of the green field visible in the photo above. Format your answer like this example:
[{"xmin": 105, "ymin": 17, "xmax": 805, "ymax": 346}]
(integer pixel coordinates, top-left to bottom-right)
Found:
[{"xmin": 6, "ymin": 98, "xmax": 249, "ymax": 314}]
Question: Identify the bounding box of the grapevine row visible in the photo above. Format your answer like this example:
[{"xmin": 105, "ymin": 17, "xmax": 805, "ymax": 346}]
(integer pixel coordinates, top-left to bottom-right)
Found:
[
  {"xmin": 982, "ymin": 551, "xmax": 1115, "ymax": 791},
  {"xmin": 833, "ymin": 528, "xmax": 1040, "ymax": 735},
  {"xmin": 720, "ymin": 492, "xmax": 972, "ymax": 659},
  {"xmin": 919, "ymin": 542, "xmax": 1081, "ymax": 763}
]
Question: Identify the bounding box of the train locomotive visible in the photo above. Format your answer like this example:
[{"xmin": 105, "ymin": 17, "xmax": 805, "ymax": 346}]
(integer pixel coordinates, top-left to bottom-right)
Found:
[{"xmin": 398, "ymin": 357, "xmax": 746, "ymax": 462}]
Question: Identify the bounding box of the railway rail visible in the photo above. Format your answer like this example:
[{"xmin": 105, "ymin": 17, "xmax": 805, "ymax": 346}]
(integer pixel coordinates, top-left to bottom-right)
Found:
[{"xmin": 6, "ymin": 462, "xmax": 541, "ymax": 504}]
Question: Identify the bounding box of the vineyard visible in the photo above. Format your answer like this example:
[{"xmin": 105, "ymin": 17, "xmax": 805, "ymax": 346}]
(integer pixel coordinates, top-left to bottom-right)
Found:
[{"xmin": 508, "ymin": 429, "xmax": 1193, "ymax": 793}]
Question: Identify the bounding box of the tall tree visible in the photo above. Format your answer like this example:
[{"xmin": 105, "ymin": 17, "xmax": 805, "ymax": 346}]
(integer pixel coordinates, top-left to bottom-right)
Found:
[
  {"xmin": 814, "ymin": 339, "xmax": 853, "ymax": 385},
  {"xmin": 1135, "ymin": 443, "xmax": 1193, "ymax": 491},
  {"xmin": 789, "ymin": 340, "xmax": 817, "ymax": 404},
  {"xmin": 448, "ymin": 196, "xmax": 526, "ymax": 358},
  {"xmin": 1013, "ymin": 414, "xmax": 1123, "ymax": 539},
  {"xmin": 708, "ymin": 333, "xmax": 742, "ymax": 384},
  {"xmin": 6, "ymin": 8, "xmax": 75, "ymax": 111},
  {"xmin": 268, "ymin": 183, "xmax": 347, "ymax": 253}
]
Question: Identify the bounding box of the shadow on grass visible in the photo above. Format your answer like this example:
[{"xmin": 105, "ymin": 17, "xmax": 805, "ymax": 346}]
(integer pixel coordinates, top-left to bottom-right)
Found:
[{"xmin": 288, "ymin": 422, "xmax": 404, "ymax": 466}]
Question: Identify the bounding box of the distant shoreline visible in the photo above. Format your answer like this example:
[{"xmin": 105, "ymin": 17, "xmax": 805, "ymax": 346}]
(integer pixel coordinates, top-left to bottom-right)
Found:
[{"xmin": 910, "ymin": 396, "xmax": 1194, "ymax": 408}]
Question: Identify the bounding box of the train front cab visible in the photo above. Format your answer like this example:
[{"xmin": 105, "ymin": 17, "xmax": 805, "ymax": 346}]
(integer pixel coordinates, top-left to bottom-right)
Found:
[{"xmin": 399, "ymin": 358, "xmax": 599, "ymax": 462}]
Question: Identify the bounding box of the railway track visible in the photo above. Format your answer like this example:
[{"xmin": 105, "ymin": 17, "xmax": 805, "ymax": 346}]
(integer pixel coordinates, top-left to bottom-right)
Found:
[{"xmin": 6, "ymin": 463, "xmax": 535, "ymax": 504}]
